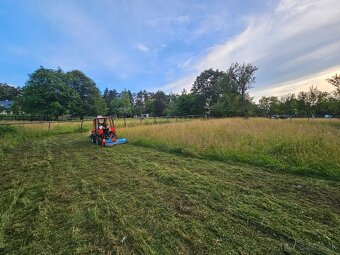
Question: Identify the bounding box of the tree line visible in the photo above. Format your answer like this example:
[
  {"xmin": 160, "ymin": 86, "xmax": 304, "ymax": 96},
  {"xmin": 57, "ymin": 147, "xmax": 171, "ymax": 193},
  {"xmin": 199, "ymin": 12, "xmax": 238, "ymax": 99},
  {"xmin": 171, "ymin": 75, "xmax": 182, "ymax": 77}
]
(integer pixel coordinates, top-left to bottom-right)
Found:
[
  {"xmin": 1, "ymin": 65, "xmax": 339, "ymax": 118},
  {"xmin": 258, "ymin": 85, "xmax": 340, "ymax": 118}
]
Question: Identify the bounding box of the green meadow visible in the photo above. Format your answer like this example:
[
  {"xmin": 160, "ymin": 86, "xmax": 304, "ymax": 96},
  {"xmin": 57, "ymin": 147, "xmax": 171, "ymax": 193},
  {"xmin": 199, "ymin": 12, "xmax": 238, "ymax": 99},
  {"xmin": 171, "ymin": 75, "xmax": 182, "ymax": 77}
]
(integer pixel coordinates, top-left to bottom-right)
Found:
[{"xmin": 0, "ymin": 118, "xmax": 339, "ymax": 254}]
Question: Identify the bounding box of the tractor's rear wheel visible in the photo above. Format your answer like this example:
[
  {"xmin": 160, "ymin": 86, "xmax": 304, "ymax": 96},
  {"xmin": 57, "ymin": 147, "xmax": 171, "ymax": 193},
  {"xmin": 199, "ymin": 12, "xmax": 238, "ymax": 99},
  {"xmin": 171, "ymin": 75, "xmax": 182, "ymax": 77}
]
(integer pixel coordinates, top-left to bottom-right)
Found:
[{"xmin": 91, "ymin": 135, "xmax": 96, "ymax": 144}]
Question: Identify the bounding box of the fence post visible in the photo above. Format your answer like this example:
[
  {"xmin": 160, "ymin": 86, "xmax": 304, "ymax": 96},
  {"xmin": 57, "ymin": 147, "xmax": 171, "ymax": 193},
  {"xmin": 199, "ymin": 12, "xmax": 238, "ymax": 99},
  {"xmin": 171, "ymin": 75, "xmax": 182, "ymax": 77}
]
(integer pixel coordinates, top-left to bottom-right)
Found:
[
  {"xmin": 48, "ymin": 122, "xmax": 51, "ymax": 131},
  {"xmin": 124, "ymin": 117, "xmax": 126, "ymax": 127},
  {"xmin": 80, "ymin": 120, "xmax": 84, "ymax": 131}
]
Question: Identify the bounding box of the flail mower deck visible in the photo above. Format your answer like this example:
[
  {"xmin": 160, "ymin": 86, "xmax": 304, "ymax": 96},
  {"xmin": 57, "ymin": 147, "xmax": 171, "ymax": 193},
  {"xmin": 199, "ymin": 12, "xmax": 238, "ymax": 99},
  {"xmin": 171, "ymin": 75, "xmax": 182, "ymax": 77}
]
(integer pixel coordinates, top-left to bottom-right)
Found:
[
  {"xmin": 104, "ymin": 138, "xmax": 127, "ymax": 146},
  {"xmin": 90, "ymin": 116, "xmax": 127, "ymax": 147}
]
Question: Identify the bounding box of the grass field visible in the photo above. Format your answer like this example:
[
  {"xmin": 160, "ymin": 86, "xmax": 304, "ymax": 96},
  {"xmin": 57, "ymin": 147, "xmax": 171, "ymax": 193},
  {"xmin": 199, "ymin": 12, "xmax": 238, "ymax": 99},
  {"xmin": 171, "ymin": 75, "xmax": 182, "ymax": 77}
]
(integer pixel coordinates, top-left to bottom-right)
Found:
[
  {"xmin": 0, "ymin": 117, "xmax": 187, "ymax": 159},
  {"xmin": 0, "ymin": 118, "xmax": 339, "ymax": 254},
  {"xmin": 120, "ymin": 118, "xmax": 340, "ymax": 180},
  {"xmin": 0, "ymin": 117, "xmax": 187, "ymax": 132}
]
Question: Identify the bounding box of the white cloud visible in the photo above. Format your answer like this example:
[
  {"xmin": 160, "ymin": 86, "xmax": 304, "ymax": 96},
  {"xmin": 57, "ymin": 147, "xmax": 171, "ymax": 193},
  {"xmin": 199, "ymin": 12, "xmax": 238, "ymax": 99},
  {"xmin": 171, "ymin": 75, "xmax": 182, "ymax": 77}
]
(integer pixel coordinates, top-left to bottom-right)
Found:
[
  {"xmin": 275, "ymin": 0, "xmax": 315, "ymax": 14},
  {"xmin": 160, "ymin": 0, "xmax": 340, "ymax": 97},
  {"xmin": 135, "ymin": 43, "xmax": 150, "ymax": 52},
  {"xmin": 177, "ymin": 57, "xmax": 195, "ymax": 71},
  {"xmin": 191, "ymin": 13, "xmax": 230, "ymax": 38}
]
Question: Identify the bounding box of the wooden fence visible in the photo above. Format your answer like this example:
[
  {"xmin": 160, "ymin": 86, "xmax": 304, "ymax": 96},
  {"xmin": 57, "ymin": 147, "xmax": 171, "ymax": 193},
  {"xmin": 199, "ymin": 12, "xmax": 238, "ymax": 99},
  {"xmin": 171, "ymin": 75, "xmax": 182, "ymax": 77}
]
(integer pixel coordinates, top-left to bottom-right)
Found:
[{"xmin": 0, "ymin": 115, "xmax": 207, "ymax": 131}]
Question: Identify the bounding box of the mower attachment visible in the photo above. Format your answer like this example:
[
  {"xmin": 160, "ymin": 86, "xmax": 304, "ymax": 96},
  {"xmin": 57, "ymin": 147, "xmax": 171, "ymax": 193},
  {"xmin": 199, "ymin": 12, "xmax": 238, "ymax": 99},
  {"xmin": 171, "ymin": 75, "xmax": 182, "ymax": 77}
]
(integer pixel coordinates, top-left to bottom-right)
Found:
[{"xmin": 103, "ymin": 138, "xmax": 127, "ymax": 146}]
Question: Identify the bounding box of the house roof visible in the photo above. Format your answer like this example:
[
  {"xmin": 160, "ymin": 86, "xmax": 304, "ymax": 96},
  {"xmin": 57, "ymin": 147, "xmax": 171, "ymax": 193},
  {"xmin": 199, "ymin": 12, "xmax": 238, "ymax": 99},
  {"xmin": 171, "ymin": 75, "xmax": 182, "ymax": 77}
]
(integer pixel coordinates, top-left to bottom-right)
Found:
[{"xmin": 0, "ymin": 100, "xmax": 14, "ymax": 109}]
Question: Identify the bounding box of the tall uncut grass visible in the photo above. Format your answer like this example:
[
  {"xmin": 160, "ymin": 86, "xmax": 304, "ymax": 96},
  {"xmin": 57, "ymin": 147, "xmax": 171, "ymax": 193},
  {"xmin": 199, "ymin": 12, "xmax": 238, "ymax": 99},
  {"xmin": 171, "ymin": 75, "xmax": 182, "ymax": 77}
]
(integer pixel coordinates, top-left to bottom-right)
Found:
[{"xmin": 120, "ymin": 118, "xmax": 340, "ymax": 179}]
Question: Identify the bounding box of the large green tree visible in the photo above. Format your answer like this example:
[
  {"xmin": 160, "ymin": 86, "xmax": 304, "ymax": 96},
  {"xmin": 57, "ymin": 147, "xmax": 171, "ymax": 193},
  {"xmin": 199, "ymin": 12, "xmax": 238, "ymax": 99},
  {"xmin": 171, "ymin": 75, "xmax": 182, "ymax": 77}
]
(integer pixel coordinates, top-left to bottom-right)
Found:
[
  {"xmin": 325, "ymin": 96, "xmax": 340, "ymax": 116},
  {"xmin": 163, "ymin": 93, "xmax": 179, "ymax": 116},
  {"xmin": 119, "ymin": 90, "xmax": 133, "ymax": 117},
  {"xmin": 152, "ymin": 91, "xmax": 168, "ymax": 116},
  {"xmin": 191, "ymin": 64, "xmax": 257, "ymax": 116},
  {"xmin": 231, "ymin": 63, "xmax": 258, "ymax": 116},
  {"xmin": 110, "ymin": 90, "xmax": 133, "ymax": 117},
  {"xmin": 20, "ymin": 67, "xmax": 77, "ymax": 119},
  {"xmin": 176, "ymin": 91, "xmax": 196, "ymax": 116},
  {"xmin": 103, "ymin": 88, "xmax": 119, "ymax": 115},
  {"xmin": 191, "ymin": 69, "xmax": 225, "ymax": 114},
  {"xmin": 303, "ymin": 86, "xmax": 327, "ymax": 118},
  {"xmin": 65, "ymin": 70, "xmax": 107, "ymax": 118},
  {"xmin": 258, "ymin": 96, "xmax": 281, "ymax": 116},
  {"xmin": 279, "ymin": 94, "xmax": 298, "ymax": 116},
  {"xmin": 210, "ymin": 93, "xmax": 243, "ymax": 117}
]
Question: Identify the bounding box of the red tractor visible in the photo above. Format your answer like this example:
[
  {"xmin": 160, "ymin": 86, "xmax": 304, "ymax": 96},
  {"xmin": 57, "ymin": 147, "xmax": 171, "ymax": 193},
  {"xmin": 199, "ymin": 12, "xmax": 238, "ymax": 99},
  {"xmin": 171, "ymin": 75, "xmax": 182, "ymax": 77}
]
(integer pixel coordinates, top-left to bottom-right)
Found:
[{"xmin": 90, "ymin": 116, "xmax": 127, "ymax": 146}]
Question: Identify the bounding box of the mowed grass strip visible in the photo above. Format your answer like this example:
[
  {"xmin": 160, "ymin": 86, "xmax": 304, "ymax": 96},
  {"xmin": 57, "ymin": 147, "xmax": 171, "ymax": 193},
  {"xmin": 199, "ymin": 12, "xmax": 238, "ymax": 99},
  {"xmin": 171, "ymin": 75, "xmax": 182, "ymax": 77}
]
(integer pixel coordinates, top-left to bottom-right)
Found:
[
  {"xmin": 119, "ymin": 118, "xmax": 340, "ymax": 180},
  {"xmin": 0, "ymin": 133, "xmax": 339, "ymax": 254}
]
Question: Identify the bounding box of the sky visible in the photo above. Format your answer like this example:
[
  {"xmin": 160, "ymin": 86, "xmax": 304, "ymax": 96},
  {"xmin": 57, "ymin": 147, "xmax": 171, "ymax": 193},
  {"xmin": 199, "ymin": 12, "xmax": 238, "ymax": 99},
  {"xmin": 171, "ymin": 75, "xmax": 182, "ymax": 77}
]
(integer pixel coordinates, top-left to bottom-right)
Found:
[{"xmin": 1, "ymin": 0, "xmax": 340, "ymax": 100}]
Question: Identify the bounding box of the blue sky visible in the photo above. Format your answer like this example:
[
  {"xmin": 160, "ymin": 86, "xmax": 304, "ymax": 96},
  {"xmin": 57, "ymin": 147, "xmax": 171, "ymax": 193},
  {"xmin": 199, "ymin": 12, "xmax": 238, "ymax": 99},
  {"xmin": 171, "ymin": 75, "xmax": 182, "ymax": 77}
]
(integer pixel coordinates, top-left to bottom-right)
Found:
[{"xmin": 1, "ymin": 0, "xmax": 340, "ymax": 99}]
